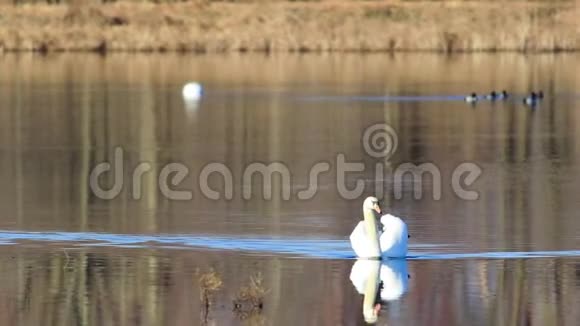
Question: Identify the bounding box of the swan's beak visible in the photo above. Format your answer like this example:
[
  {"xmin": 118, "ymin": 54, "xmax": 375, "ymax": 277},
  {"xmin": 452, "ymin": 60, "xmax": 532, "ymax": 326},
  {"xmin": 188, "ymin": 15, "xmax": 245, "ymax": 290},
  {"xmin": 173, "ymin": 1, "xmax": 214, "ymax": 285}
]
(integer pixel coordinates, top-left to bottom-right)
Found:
[{"xmin": 373, "ymin": 203, "xmax": 382, "ymax": 215}]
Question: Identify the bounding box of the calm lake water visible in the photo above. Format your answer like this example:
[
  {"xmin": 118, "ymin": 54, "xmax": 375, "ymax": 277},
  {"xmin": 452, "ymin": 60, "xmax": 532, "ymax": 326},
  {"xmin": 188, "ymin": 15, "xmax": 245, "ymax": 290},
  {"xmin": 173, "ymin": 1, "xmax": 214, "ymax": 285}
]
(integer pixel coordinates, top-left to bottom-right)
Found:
[{"xmin": 0, "ymin": 53, "xmax": 579, "ymax": 325}]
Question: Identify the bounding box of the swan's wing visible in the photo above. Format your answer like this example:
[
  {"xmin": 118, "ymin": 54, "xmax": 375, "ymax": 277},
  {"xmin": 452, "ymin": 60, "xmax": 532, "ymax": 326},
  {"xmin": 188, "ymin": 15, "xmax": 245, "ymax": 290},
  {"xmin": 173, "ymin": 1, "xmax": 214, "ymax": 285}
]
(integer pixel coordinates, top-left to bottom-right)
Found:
[
  {"xmin": 379, "ymin": 214, "xmax": 409, "ymax": 258},
  {"xmin": 381, "ymin": 214, "xmax": 410, "ymax": 237},
  {"xmin": 380, "ymin": 213, "xmax": 401, "ymax": 225}
]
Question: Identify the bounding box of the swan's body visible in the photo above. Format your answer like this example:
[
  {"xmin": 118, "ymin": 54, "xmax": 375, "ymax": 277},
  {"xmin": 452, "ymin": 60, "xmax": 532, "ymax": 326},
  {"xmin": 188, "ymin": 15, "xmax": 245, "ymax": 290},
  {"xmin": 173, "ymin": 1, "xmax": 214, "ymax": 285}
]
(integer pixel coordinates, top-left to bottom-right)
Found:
[
  {"xmin": 350, "ymin": 214, "xmax": 409, "ymax": 258},
  {"xmin": 349, "ymin": 197, "xmax": 409, "ymax": 258}
]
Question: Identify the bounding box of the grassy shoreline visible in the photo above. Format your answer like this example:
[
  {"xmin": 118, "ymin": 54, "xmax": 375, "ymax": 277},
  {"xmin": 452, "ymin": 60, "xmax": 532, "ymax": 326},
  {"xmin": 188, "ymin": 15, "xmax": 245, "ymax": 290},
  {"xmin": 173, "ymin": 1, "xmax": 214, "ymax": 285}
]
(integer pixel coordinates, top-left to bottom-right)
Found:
[{"xmin": 0, "ymin": 1, "xmax": 577, "ymax": 53}]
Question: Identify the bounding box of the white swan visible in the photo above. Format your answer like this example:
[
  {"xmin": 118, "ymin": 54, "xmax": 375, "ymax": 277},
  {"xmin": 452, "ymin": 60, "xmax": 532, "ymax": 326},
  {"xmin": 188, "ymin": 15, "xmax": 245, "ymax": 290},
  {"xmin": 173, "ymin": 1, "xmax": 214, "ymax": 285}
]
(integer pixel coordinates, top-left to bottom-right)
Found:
[{"xmin": 349, "ymin": 196, "xmax": 409, "ymax": 258}]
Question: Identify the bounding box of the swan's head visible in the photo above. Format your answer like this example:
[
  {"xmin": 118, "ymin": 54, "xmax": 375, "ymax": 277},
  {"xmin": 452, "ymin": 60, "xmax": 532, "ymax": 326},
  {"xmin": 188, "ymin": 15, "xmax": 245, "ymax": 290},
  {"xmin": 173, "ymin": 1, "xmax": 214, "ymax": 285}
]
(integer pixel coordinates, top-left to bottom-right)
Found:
[{"xmin": 363, "ymin": 196, "xmax": 382, "ymax": 215}]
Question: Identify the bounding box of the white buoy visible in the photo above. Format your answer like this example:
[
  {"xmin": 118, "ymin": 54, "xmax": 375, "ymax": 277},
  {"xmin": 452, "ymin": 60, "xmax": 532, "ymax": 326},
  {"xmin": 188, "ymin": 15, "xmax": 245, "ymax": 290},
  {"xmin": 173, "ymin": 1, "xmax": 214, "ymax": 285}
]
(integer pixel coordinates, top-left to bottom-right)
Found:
[{"xmin": 182, "ymin": 82, "xmax": 203, "ymax": 102}]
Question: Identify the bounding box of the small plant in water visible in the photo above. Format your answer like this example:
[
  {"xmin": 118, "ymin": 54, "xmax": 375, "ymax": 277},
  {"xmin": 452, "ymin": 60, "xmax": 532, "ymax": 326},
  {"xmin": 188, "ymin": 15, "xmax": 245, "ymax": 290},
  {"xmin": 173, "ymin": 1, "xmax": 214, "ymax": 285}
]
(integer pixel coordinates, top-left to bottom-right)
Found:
[
  {"xmin": 197, "ymin": 268, "xmax": 223, "ymax": 324},
  {"xmin": 233, "ymin": 272, "xmax": 269, "ymax": 320}
]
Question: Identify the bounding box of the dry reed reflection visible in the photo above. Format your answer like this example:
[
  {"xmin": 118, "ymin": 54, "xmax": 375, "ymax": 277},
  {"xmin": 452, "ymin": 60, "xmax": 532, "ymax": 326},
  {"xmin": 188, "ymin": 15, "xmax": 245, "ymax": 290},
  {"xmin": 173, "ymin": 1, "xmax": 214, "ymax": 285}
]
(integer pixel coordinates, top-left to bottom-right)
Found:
[
  {"xmin": 233, "ymin": 272, "xmax": 267, "ymax": 321},
  {"xmin": 197, "ymin": 268, "xmax": 223, "ymax": 325}
]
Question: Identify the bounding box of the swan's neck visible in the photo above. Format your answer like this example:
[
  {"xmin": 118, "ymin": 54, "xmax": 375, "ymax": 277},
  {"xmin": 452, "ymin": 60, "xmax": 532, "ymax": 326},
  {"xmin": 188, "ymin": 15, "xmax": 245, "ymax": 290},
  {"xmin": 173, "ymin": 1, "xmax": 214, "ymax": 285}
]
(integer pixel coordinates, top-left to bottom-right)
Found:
[{"xmin": 363, "ymin": 208, "xmax": 381, "ymax": 258}]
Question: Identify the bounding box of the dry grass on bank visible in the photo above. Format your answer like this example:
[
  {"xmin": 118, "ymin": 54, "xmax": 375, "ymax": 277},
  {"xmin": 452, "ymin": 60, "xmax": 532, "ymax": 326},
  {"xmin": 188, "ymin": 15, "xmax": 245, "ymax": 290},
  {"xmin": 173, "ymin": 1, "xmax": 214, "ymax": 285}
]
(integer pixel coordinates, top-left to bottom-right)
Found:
[{"xmin": 0, "ymin": 1, "xmax": 577, "ymax": 53}]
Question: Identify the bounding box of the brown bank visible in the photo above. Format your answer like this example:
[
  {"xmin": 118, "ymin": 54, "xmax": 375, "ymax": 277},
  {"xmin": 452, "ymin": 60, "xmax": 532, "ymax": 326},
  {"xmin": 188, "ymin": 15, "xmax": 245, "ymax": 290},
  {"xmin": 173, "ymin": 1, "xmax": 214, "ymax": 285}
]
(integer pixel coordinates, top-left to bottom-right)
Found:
[{"xmin": 0, "ymin": 0, "xmax": 578, "ymax": 53}]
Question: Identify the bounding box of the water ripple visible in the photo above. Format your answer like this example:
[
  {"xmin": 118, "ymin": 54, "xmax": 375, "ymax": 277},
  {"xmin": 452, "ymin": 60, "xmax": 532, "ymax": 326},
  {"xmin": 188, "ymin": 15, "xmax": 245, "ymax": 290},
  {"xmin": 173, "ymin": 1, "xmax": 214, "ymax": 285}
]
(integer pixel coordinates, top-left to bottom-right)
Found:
[{"xmin": 0, "ymin": 230, "xmax": 578, "ymax": 260}]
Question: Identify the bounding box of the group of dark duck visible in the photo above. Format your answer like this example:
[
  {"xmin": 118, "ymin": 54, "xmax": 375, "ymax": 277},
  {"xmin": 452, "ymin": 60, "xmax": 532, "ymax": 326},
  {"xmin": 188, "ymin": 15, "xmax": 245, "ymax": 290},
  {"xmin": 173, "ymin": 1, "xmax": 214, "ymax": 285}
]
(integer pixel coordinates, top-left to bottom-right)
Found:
[{"xmin": 465, "ymin": 90, "xmax": 544, "ymax": 106}]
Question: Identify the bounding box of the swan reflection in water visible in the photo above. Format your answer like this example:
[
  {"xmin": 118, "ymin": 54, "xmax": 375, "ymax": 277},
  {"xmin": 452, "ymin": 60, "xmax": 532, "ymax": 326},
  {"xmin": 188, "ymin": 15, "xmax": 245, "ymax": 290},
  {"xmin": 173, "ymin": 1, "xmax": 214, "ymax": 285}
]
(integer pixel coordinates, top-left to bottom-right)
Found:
[{"xmin": 349, "ymin": 259, "xmax": 409, "ymax": 324}]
